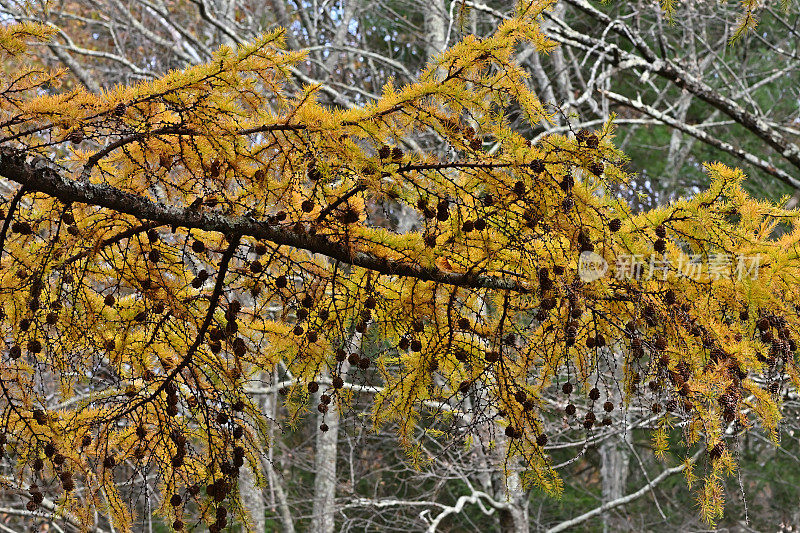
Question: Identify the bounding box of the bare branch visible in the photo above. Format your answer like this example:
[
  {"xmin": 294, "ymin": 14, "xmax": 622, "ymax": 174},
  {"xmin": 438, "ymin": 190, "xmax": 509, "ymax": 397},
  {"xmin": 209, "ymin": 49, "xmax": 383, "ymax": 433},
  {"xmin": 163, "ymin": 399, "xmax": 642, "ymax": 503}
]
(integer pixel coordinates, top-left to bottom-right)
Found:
[{"xmin": 546, "ymin": 449, "xmax": 704, "ymax": 533}]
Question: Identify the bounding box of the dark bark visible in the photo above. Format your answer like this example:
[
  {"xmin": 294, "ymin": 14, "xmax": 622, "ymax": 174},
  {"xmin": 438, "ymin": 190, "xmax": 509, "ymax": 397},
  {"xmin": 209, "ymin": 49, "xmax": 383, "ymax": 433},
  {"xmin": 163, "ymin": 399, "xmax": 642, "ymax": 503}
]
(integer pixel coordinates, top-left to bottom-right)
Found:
[{"xmin": 0, "ymin": 149, "xmax": 528, "ymax": 293}]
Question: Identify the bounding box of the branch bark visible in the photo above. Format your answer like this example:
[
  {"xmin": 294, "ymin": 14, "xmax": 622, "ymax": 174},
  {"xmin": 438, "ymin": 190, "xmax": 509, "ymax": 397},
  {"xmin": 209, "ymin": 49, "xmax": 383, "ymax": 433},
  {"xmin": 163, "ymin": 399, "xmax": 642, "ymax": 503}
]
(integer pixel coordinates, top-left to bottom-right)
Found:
[
  {"xmin": 600, "ymin": 89, "xmax": 799, "ymax": 188},
  {"xmin": 0, "ymin": 149, "xmax": 528, "ymax": 293},
  {"xmin": 545, "ymin": 449, "xmax": 703, "ymax": 533},
  {"xmin": 543, "ymin": 5, "xmax": 800, "ymax": 185}
]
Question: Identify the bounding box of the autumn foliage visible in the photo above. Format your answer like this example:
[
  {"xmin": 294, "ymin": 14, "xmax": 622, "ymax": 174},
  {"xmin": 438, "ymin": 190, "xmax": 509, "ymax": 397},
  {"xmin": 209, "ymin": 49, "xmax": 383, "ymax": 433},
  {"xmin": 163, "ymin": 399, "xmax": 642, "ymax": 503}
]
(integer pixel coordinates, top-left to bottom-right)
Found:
[{"xmin": 0, "ymin": 2, "xmax": 797, "ymax": 529}]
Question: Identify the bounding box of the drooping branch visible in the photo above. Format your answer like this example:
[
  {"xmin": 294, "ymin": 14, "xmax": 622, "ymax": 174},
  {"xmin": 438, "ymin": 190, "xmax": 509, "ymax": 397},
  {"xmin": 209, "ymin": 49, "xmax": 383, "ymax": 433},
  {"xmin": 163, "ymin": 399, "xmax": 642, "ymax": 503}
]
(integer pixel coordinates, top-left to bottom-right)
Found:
[
  {"xmin": 114, "ymin": 233, "xmax": 241, "ymax": 420},
  {"xmin": 0, "ymin": 149, "xmax": 529, "ymax": 293}
]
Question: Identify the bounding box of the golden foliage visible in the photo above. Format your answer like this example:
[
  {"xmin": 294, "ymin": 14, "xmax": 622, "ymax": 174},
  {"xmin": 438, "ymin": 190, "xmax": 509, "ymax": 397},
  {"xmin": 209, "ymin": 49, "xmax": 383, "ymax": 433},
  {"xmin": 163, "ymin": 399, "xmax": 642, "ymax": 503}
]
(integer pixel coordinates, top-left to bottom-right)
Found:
[{"xmin": 0, "ymin": 1, "xmax": 796, "ymax": 529}]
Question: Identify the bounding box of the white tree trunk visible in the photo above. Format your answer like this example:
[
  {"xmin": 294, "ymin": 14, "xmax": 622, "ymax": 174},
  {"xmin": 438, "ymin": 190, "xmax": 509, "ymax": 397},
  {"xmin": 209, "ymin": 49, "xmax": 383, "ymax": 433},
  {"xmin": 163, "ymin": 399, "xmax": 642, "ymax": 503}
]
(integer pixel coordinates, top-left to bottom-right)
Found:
[
  {"xmin": 423, "ymin": 0, "xmax": 448, "ymax": 61},
  {"xmin": 311, "ymin": 373, "xmax": 340, "ymax": 533},
  {"xmin": 239, "ymin": 461, "xmax": 266, "ymax": 532},
  {"xmin": 311, "ymin": 338, "xmax": 355, "ymax": 533},
  {"xmin": 496, "ymin": 470, "xmax": 530, "ymax": 533},
  {"xmin": 599, "ymin": 430, "xmax": 632, "ymax": 532},
  {"xmin": 239, "ymin": 370, "xmax": 267, "ymax": 532},
  {"xmin": 599, "ymin": 349, "xmax": 631, "ymax": 533},
  {"xmin": 263, "ymin": 372, "xmax": 296, "ymax": 533}
]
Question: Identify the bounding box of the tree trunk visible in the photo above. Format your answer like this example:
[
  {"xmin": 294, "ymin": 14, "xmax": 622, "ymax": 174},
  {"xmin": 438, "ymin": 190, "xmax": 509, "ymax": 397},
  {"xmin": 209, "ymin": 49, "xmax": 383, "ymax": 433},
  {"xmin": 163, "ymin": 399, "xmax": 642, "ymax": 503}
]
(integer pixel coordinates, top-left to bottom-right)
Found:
[
  {"xmin": 664, "ymin": 91, "xmax": 694, "ymax": 194},
  {"xmin": 311, "ymin": 340, "xmax": 355, "ymax": 533},
  {"xmin": 423, "ymin": 0, "xmax": 448, "ymax": 61},
  {"xmin": 311, "ymin": 374, "xmax": 340, "ymax": 533},
  {"xmin": 239, "ymin": 461, "xmax": 266, "ymax": 532},
  {"xmin": 497, "ymin": 472, "xmax": 530, "ymax": 533},
  {"xmin": 476, "ymin": 390, "xmax": 529, "ymax": 533},
  {"xmin": 599, "ymin": 349, "xmax": 631, "ymax": 533},
  {"xmin": 599, "ymin": 429, "xmax": 632, "ymax": 532},
  {"xmin": 263, "ymin": 372, "xmax": 296, "ymax": 533},
  {"xmin": 239, "ymin": 370, "xmax": 267, "ymax": 532}
]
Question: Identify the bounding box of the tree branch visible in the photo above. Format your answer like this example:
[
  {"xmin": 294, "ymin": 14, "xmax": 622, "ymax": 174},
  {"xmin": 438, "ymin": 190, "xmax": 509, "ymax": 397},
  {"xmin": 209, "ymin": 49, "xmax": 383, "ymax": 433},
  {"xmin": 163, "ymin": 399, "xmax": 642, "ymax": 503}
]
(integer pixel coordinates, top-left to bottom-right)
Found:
[
  {"xmin": 600, "ymin": 89, "xmax": 800, "ymax": 188},
  {"xmin": 424, "ymin": 490, "xmax": 510, "ymax": 531},
  {"xmin": 48, "ymin": 44, "xmax": 103, "ymax": 93},
  {"xmin": 542, "ymin": 11, "xmax": 800, "ymax": 183},
  {"xmin": 545, "ymin": 449, "xmax": 703, "ymax": 533},
  {"xmin": 0, "ymin": 149, "xmax": 529, "ymax": 293}
]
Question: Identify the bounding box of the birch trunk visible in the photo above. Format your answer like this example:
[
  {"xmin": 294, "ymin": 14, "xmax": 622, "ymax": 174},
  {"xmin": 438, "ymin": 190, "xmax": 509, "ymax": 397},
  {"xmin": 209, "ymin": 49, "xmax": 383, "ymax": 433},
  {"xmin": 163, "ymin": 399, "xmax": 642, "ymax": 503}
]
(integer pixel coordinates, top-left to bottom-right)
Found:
[
  {"xmin": 263, "ymin": 373, "xmax": 296, "ymax": 533},
  {"xmin": 423, "ymin": 0, "xmax": 448, "ymax": 61},
  {"xmin": 310, "ymin": 369, "xmax": 341, "ymax": 533},
  {"xmin": 311, "ymin": 337, "xmax": 355, "ymax": 533},
  {"xmin": 239, "ymin": 460, "xmax": 266, "ymax": 532},
  {"xmin": 496, "ymin": 472, "xmax": 530, "ymax": 533},
  {"xmin": 599, "ymin": 430, "xmax": 632, "ymax": 532},
  {"xmin": 599, "ymin": 349, "xmax": 631, "ymax": 533}
]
